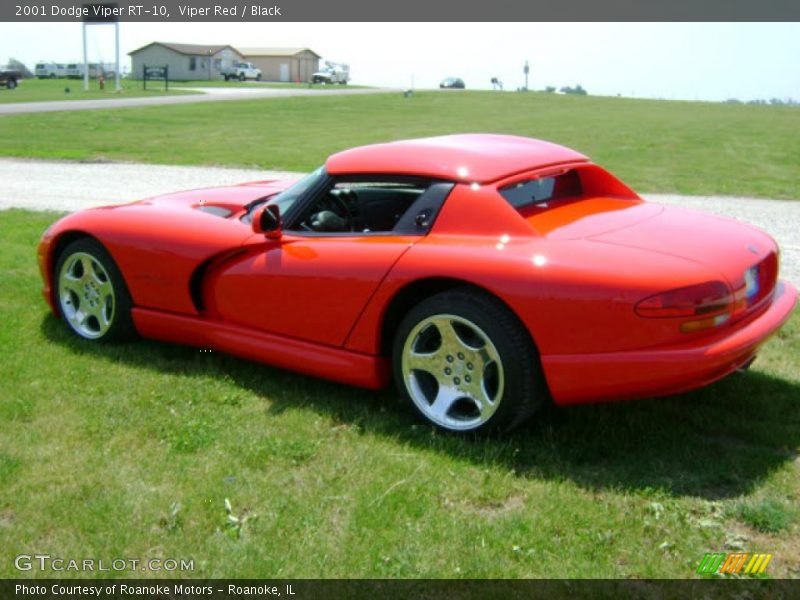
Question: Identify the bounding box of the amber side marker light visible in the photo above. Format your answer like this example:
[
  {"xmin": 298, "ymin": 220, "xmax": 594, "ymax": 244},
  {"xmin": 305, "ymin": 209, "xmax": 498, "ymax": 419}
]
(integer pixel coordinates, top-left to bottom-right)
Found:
[{"xmin": 635, "ymin": 281, "xmax": 733, "ymax": 332}]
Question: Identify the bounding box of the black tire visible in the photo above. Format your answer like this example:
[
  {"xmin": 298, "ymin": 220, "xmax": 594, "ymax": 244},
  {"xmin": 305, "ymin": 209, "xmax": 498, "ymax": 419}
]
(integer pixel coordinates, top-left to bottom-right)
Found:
[
  {"xmin": 392, "ymin": 287, "xmax": 543, "ymax": 434},
  {"xmin": 239, "ymin": 73, "xmax": 245, "ymax": 82},
  {"xmin": 256, "ymin": 74, "xmax": 261, "ymax": 81},
  {"xmin": 54, "ymin": 238, "xmax": 135, "ymax": 342},
  {"xmin": 6, "ymin": 78, "xmax": 17, "ymax": 90},
  {"xmin": 223, "ymin": 75, "xmax": 229, "ymax": 81}
]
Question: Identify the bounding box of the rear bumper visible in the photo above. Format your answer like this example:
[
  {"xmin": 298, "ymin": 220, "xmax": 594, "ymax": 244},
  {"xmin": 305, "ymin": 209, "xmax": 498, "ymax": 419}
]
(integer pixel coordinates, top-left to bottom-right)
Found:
[{"xmin": 543, "ymin": 280, "xmax": 797, "ymax": 405}]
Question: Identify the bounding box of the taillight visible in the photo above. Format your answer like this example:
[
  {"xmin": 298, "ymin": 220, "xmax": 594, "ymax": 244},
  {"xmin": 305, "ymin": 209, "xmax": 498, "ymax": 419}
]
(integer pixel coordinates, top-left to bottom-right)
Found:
[{"xmin": 635, "ymin": 281, "xmax": 732, "ymax": 319}]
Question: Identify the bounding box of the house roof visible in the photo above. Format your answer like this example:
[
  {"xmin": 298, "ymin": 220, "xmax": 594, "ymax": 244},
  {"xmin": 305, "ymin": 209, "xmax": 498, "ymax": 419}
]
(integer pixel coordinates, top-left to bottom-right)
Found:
[
  {"xmin": 326, "ymin": 134, "xmax": 589, "ymax": 184},
  {"xmin": 128, "ymin": 42, "xmax": 239, "ymax": 57},
  {"xmin": 238, "ymin": 47, "xmax": 321, "ymax": 58}
]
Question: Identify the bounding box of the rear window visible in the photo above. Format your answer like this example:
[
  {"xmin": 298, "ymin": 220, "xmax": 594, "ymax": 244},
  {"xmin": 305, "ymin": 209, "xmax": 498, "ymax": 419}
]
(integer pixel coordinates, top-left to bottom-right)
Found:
[{"xmin": 499, "ymin": 170, "xmax": 582, "ymax": 210}]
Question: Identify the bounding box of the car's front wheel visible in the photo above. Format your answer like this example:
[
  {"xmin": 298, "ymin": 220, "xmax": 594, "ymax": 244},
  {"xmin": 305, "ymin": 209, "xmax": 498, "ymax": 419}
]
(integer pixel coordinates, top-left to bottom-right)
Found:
[
  {"xmin": 6, "ymin": 78, "xmax": 17, "ymax": 90},
  {"xmin": 393, "ymin": 288, "xmax": 543, "ymax": 434},
  {"xmin": 55, "ymin": 238, "xmax": 134, "ymax": 341}
]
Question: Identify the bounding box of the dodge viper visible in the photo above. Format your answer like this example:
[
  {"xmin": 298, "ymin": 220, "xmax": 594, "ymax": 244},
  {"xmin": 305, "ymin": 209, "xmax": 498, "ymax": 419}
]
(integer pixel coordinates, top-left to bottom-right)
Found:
[{"xmin": 38, "ymin": 134, "xmax": 797, "ymax": 433}]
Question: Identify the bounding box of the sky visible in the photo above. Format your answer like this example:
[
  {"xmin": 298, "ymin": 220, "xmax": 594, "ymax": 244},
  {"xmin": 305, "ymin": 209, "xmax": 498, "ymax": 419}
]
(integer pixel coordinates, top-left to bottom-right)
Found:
[{"xmin": 0, "ymin": 22, "xmax": 798, "ymax": 101}]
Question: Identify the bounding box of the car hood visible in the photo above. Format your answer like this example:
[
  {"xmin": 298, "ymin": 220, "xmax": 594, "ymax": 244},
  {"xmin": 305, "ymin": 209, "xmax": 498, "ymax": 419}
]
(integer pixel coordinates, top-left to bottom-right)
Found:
[{"xmin": 131, "ymin": 179, "xmax": 295, "ymax": 214}]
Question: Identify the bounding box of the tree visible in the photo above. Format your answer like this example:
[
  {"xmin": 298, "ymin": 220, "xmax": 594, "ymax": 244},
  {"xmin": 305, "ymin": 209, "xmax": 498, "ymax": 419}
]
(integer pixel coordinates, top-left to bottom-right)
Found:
[
  {"xmin": 559, "ymin": 84, "xmax": 588, "ymax": 96},
  {"xmin": 6, "ymin": 57, "xmax": 33, "ymax": 78}
]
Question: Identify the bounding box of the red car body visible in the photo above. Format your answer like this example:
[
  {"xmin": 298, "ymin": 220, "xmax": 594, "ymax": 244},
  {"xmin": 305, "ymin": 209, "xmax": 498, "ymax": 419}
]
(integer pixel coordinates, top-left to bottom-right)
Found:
[{"xmin": 38, "ymin": 135, "xmax": 797, "ymax": 406}]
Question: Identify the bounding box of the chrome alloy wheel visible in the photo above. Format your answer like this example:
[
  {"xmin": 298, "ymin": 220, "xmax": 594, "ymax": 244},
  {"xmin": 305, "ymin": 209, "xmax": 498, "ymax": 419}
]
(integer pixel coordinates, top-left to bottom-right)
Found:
[
  {"xmin": 401, "ymin": 314, "xmax": 505, "ymax": 431},
  {"xmin": 57, "ymin": 252, "xmax": 116, "ymax": 339}
]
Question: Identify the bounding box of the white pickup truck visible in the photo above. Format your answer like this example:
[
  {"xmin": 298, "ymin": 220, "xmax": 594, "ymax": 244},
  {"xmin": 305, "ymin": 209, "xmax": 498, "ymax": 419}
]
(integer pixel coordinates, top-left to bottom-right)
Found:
[
  {"xmin": 222, "ymin": 62, "xmax": 262, "ymax": 81},
  {"xmin": 312, "ymin": 61, "xmax": 350, "ymax": 85}
]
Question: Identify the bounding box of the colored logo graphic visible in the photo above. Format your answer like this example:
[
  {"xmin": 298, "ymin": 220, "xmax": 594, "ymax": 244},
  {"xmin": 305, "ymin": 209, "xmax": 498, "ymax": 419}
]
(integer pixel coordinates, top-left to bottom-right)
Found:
[{"xmin": 697, "ymin": 552, "xmax": 772, "ymax": 575}]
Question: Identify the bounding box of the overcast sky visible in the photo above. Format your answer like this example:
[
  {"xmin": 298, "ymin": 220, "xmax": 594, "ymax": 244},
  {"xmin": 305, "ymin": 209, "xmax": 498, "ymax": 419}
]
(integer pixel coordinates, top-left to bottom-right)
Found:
[{"xmin": 1, "ymin": 22, "xmax": 798, "ymax": 101}]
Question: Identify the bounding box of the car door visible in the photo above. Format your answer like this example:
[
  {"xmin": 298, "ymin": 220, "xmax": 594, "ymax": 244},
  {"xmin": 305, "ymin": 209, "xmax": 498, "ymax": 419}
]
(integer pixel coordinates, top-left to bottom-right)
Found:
[
  {"xmin": 209, "ymin": 178, "xmax": 453, "ymax": 348},
  {"xmin": 210, "ymin": 233, "xmax": 418, "ymax": 347}
]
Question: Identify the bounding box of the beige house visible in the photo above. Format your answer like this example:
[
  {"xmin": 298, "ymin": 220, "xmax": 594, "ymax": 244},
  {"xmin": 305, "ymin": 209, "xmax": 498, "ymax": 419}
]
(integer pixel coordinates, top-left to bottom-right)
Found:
[
  {"xmin": 238, "ymin": 48, "xmax": 321, "ymax": 83},
  {"xmin": 129, "ymin": 42, "xmax": 243, "ymax": 81}
]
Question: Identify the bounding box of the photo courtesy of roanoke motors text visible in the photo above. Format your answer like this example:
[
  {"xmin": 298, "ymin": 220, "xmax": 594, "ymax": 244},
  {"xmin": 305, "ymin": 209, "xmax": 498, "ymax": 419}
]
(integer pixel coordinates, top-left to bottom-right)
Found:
[{"xmin": 0, "ymin": 0, "xmax": 799, "ymax": 598}]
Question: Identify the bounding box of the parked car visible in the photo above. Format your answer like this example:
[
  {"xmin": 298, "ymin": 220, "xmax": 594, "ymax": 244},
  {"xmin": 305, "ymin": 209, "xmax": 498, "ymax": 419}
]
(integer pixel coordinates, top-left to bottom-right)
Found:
[
  {"xmin": 440, "ymin": 77, "xmax": 465, "ymax": 89},
  {"xmin": 312, "ymin": 61, "xmax": 349, "ymax": 84},
  {"xmin": 222, "ymin": 62, "xmax": 262, "ymax": 81},
  {"xmin": 35, "ymin": 63, "xmax": 67, "ymax": 78},
  {"xmin": 38, "ymin": 134, "xmax": 797, "ymax": 434},
  {"xmin": 0, "ymin": 67, "xmax": 21, "ymax": 89}
]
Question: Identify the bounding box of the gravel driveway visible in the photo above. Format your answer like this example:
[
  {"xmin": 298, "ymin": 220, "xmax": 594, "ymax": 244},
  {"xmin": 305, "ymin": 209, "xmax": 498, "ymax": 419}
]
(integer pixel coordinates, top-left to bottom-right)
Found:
[
  {"xmin": 0, "ymin": 87, "xmax": 397, "ymax": 115},
  {"xmin": 2, "ymin": 157, "xmax": 797, "ymax": 284}
]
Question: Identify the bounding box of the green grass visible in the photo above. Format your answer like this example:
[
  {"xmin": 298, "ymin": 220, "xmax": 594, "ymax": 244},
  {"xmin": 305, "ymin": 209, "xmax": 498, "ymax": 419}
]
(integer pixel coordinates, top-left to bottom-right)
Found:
[
  {"xmin": 0, "ymin": 77, "xmax": 198, "ymax": 103},
  {"xmin": 738, "ymin": 500, "xmax": 798, "ymax": 533},
  {"xmin": 1, "ymin": 208, "xmax": 798, "ymax": 578},
  {"xmin": 0, "ymin": 91, "xmax": 798, "ymax": 198}
]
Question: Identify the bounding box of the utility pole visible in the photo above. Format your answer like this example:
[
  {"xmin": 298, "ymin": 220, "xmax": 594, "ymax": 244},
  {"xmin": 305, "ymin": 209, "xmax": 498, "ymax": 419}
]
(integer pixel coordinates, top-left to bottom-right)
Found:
[
  {"xmin": 114, "ymin": 18, "xmax": 120, "ymax": 91},
  {"xmin": 82, "ymin": 21, "xmax": 89, "ymax": 91},
  {"xmin": 524, "ymin": 60, "xmax": 530, "ymax": 91},
  {"xmin": 82, "ymin": 3, "xmax": 121, "ymax": 92}
]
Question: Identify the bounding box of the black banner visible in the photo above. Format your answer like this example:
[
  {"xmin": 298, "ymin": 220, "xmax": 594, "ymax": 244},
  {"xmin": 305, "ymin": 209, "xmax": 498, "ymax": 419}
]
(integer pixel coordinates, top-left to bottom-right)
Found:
[
  {"xmin": 3, "ymin": 0, "xmax": 800, "ymax": 22},
  {"xmin": 2, "ymin": 579, "xmax": 799, "ymax": 600},
  {"xmin": 81, "ymin": 2, "xmax": 120, "ymax": 22}
]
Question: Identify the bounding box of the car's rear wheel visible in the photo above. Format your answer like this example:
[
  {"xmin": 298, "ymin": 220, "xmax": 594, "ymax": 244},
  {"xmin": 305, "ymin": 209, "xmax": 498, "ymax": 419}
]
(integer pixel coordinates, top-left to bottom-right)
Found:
[
  {"xmin": 7, "ymin": 78, "xmax": 17, "ymax": 90},
  {"xmin": 393, "ymin": 288, "xmax": 543, "ymax": 434},
  {"xmin": 55, "ymin": 238, "xmax": 134, "ymax": 342},
  {"xmin": 239, "ymin": 73, "xmax": 245, "ymax": 82}
]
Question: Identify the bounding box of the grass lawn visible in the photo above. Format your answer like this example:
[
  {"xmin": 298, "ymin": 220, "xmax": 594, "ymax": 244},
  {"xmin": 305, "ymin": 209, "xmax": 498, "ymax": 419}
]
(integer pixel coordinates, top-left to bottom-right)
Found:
[
  {"xmin": 0, "ymin": 77, "xmax": 198, "ymax": 104},
  {"xmin": 0, "ymin": 91, "xmax": 798, "ymax": 199},
  {"xmin": 0, "ymin": 208, "xmax": 798, "ymax": 578}
]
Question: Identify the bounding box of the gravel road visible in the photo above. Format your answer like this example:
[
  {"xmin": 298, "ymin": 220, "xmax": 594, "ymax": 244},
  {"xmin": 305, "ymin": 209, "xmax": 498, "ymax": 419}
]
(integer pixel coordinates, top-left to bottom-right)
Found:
[
  {"xmin": 0, "ymin": 86, "xmax": 398, "ymax": 115},
  {"xmin": 2, "ymin": 157, "xmax": 797, "ymax": 284}
]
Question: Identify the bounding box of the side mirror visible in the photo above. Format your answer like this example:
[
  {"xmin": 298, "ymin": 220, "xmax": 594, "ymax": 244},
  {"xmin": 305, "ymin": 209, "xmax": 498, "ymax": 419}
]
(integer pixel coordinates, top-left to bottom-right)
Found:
[{"xmin": 252, "ymin": 204, "xmax": 282, "ymax": 239}]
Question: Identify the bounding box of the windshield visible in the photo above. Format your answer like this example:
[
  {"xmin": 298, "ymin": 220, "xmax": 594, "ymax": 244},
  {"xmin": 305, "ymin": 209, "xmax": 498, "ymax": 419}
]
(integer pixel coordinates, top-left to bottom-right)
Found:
[{"xmin": 267, "ymin": 166, "xmax": 327, "ymax": 213}]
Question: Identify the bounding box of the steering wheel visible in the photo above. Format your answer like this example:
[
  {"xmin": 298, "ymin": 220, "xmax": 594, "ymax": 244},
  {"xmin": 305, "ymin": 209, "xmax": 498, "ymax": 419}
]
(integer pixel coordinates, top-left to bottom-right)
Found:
[{"xmin": 303, "ymin": 189, "xmax": 355, "ymax": 232}]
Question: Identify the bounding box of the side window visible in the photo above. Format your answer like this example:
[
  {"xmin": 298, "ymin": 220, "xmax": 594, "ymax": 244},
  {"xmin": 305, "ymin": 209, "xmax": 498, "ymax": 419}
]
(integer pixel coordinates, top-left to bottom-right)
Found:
[
  {"xmin": 189, "ymin": 57, "xmax": 197, "ymax": 71},
  {"xmin": 290, "ymin": 178, "xmax": 453, "ymax": 235}
]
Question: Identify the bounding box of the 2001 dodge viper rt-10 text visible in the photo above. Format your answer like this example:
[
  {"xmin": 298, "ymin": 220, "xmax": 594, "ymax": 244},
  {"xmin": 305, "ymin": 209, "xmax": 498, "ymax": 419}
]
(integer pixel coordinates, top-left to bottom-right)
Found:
[{"xmin": 39, "ymin": 134, "xmax": 797, "ymax": 433}]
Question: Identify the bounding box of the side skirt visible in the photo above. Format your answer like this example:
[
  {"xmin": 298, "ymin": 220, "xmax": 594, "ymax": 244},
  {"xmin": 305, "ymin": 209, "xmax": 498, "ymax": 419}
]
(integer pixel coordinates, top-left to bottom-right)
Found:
[{"xmin": 132, "ymin": 308, "xmax": 391, "ymax": 390}]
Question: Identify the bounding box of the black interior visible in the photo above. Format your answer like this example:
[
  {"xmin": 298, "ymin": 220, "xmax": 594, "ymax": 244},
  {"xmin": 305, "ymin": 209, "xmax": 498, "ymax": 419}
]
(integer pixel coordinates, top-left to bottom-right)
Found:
[{"xmin": 297, "ymin": 185, "xmax": 426, "ymax": 233}]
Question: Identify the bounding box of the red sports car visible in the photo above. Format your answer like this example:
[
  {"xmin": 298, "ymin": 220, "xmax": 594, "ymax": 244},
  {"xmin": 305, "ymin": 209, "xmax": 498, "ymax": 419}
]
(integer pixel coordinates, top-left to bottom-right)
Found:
[{"xmin": 38, "ymin": 134, "xmax": 797, "ymax": 433}]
